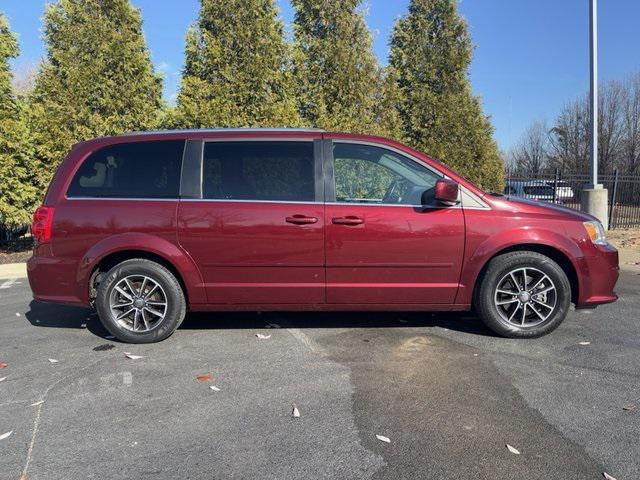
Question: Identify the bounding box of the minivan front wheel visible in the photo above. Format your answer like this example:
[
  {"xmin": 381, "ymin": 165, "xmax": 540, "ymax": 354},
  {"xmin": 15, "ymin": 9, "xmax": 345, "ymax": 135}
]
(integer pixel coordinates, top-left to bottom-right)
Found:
[
  {"xmin": 475, "ymin": 251, "xmax": 571, "ymax": 338},
  {"xmin": 96, "ymin": 259, "xmax": 186, "ymax": 343}
]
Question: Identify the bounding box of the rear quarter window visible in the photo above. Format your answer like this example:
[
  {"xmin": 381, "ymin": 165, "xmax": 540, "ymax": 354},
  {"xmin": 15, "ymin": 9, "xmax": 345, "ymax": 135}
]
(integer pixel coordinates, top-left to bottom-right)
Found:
[{"xmin": 67, "ymin": 140, "xmax": 185, "ymax": 199}]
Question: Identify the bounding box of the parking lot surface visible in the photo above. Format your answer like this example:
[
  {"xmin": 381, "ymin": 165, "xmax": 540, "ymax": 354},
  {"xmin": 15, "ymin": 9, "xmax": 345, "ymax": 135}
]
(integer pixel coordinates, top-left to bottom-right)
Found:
[{"xmin": 1, "ymin": 267, "xmax": 639, "ymax": 480}]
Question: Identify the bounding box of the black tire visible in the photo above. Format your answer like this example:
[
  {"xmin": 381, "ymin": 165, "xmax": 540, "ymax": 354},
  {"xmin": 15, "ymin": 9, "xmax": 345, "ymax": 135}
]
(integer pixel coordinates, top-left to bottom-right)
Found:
[
  {"xmin": 95, "ymin": 259, "xmax": 186, "ymax": 343},
  {"xmin": 475, "ymin": 251, "xmax": 571, "ymax": 338}
]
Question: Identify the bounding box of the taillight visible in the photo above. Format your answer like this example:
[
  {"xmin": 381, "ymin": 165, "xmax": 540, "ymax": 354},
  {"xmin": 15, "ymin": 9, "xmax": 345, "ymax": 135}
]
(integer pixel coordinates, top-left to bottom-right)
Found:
[{"xmin": 32, "ymin": 206, "xmax": 55, "ymax": 244}]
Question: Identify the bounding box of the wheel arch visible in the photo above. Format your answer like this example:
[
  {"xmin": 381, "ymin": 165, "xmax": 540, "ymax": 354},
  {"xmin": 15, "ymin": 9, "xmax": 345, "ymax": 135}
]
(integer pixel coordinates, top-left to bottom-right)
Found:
[
  {"xmin": 77, "ymin": 233, "xmax": 206, "ymax": 306},
  {"xmin": 91, "ymin": 250, "xmax": 190, "ymax": 303},
  {"xmin": 472, "ymin": 243, "xmax": 579, "ymax": 306}
]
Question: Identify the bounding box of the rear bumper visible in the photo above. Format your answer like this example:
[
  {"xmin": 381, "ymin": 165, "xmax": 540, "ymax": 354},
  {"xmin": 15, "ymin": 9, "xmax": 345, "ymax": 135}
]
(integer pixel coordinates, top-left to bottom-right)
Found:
[
  {"xmin": 575, "ymin": 243, "xmax": 619, "ymax": 307},
  {"xmin": 27, "ymin": 253, "xmax": 85, "ymax": 306}
]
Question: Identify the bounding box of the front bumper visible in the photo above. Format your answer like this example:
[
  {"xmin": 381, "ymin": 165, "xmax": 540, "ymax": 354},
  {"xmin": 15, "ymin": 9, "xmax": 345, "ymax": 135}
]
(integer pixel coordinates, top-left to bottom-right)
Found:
[{"xmin": 575, "ymin": 243, "xmax": 619, "ymax": 307}]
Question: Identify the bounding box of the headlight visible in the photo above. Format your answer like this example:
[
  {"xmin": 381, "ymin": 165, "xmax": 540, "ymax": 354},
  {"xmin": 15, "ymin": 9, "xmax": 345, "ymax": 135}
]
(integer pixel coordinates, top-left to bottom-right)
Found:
[{"xmin": 583, "ymin": 221, "xmax": 607, "ymax": 245}]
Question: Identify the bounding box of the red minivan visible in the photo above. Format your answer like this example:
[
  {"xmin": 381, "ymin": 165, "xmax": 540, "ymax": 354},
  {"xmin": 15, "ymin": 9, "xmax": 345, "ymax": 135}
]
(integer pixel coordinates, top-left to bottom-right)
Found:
[{"xmin": 28, "ymin": 129, "xmax": 619, "ymax": 343}]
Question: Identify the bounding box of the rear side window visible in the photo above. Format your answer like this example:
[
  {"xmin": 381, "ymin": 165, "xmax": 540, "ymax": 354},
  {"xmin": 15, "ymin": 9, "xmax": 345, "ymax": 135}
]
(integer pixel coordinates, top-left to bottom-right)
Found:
[
  {"xmin": 67, "ymin": 140, "xmax": 185, "ymax": 199},
  {"xmin": 202, "ymin": 142, "xmax": 315, "ymax": 202}
]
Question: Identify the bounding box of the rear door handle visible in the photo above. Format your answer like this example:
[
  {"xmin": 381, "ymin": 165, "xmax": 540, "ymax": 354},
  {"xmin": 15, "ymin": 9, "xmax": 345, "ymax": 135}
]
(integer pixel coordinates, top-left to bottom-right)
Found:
[
  {"xmin": 286, "ymin": 215, "xmax": 318, "ymax": 225},
  {"xmin": 332, "ymin": 216, "xmax": 364, "ymax": 225}
]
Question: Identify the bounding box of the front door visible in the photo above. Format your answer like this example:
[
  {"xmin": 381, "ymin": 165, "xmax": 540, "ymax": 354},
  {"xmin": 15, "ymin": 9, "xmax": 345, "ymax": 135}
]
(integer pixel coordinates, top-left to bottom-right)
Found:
[
  {"xmin": 324, "ymin": 141, "xmax": 465, "ymax": 304},
  {"xmin": 178, "ymin": 139, "xmax": 325, "ymax": 304}
]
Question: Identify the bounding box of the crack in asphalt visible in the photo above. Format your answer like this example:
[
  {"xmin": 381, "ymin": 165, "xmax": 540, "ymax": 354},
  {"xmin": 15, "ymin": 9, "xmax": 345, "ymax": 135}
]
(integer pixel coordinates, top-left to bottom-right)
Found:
[{"xmin": 19, "ymin": 357, "xmax": 108, "ymax": 479}]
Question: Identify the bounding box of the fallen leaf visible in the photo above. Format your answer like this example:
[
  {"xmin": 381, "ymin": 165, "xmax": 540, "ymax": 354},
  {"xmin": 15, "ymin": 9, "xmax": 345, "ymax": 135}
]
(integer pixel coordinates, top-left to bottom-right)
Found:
[
  {"xmin": 0, "ymin": 363, "xmax": 7, "ymax": 369},
  {"xmin": 376, "ymin": 434, "xmax": 391, "ymax": 443},
  {"xmin": 292, "ymin": 405, "xmax": 300, "ymax": 418},
  {"xmin": 506, "ymin": 444, "xmax": 521, "ymax": 455},
  {"xmin": 48, "ymin": 358, "xmax": 59, "ymax": 364},
  {"xmin": 209, "ymin": 385, "xmax": 221, "ymax": 392},
  {"xmin": 30, "ymin": 400, "xmax": 44, "ymax": 407},
  {"xmin": 124, "ymin": 353, "xmax": 143, "ymax": 360},
  {"xmin": 0, "ymin": 431, "xmax": 12, "ymax": 441},
  {"xmin": 196, "ymin": 374, "xmax": 213, "ymax": 382},
  {"xmin": 0, "ymin": 377, "xmax": 6, "ymax": 382},
  {"xmin": 255, "ymin": 333, "xmax": 271, "ymax": 339},
  {"xmin": 578, "ymin": 341, "xmax": 591, "ymax": 346},
  {"xmin": 622, "ymin": 405, "xmax": 636, "ymax": 411},
  {"xmin": 603, "ymin": 473, "xmax": 617, "ymax": 480}
]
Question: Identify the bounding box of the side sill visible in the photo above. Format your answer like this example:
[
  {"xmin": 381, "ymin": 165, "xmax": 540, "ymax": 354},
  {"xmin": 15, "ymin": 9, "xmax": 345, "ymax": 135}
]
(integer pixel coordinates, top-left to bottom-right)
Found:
[{"xmin": 187, "ymin": 303, "xmax": 472, "ymax": 312}]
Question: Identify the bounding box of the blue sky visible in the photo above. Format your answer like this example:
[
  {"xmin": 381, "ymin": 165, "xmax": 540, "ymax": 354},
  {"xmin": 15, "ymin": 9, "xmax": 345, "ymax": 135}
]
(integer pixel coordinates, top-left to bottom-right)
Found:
[{"xmin": 3, "ymin": 0, "xmax": 640, "ymax": 151}]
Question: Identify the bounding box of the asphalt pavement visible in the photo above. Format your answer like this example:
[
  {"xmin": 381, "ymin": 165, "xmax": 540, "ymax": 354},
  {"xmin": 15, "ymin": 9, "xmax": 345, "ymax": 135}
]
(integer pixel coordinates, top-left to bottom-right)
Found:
[{"xmin": 0, "ymin": 267, "xmax": 639, "ymax": 480}]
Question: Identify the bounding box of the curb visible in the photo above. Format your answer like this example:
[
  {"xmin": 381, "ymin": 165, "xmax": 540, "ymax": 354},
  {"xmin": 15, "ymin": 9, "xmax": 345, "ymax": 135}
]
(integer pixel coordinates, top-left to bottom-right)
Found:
[{"xmin": 0, "ymin": 263, "xmax": 27, "ymax": 280}]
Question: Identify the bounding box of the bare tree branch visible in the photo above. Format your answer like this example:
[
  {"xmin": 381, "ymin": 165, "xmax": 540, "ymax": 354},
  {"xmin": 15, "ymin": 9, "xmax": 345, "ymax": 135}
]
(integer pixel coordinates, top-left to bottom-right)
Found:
[{"xmin": 508, "ymin": 120, "xmax": 550, "ymax": 175}]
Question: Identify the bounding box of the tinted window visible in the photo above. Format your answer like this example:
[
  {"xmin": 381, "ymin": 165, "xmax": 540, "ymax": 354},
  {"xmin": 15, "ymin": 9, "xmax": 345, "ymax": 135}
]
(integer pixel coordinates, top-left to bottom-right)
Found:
[
  {"xmin": 333, "ymin": 143, "xmax": 440, "ymax": 205},
  {"xmin": 67, "ymin": 140, "xmax": 185, "ymax": 199},
  {"xmin": 203, "ymin": 142, "xmax": 315, "ymax": 202}
]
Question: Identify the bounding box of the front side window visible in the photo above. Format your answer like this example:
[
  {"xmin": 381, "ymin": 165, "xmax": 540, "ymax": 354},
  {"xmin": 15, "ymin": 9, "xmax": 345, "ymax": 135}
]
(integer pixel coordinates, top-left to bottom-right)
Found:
[
  {"xmin": 333, "ymin": 143, "xmax": 440, "ymax": 205},
  {"xmin": 202, "ymin": 142, "xmax": 315, "ymax": 202},
  {"xmin": 67, "ymin": 140, "xmax": 185, "ymax": 199}
]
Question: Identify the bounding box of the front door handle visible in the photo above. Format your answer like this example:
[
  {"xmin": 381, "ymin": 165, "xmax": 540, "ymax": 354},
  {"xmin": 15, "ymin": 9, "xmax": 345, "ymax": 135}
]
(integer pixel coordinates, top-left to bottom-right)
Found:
[
  {"xmin": 332, "ymin": 216, "xmax": 364, "ymax": 225},
  {"xmin": 286, "ymin": 215, "xmax": 318, "ymax": 225}
]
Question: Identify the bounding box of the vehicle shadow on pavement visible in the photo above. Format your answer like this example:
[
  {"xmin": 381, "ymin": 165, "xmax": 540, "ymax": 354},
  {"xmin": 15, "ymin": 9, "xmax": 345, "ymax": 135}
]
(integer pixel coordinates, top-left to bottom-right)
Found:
[
  {"xmin": 23, "ymin": 299, "xmax": 499, "ymax": 338},
  {"xmin": 181, "ymin": 310, "xmax": 499, "ymax": 337},
  {"xmin": 25, "ymin": 300, "xmax": 109, "ymax": 338}
]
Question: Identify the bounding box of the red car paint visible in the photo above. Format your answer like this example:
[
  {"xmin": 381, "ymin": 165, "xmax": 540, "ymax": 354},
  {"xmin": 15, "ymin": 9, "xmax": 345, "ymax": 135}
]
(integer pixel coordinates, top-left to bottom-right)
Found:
[{"xmin": 27, "ymin": 129, "xmax": 619, "ymax": 312}]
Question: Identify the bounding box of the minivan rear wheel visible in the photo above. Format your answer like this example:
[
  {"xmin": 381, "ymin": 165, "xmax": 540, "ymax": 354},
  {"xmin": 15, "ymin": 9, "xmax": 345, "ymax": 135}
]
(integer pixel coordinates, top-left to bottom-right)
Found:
[
  {"xmin": 475, "ymin": 251, "xmax": 571, "ymax": 338},
  {"xmin": 95, "ymin": 259, "xmax": 186, "ymax": 343}
]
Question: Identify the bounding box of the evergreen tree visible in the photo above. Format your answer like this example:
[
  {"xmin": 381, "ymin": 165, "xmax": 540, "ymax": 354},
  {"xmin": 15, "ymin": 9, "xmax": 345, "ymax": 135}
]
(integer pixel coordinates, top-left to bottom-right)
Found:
[
  {"xmin": 173, "ymin": 0, "xmax": 299, "ymax": 128},
  {"xmin": 292, "ymin": 0, "xmax": 380, "ymax": 132},
  {"xmin": 28, "ymin": 0, "xmax": 163, "ymax": 190},
  {"xmin": 387, "ymin": 0, "xmax": 504, "ymax": 191},
  {"xmin": 373, "ymin": 67, "xmax": 404, "ymax": 141},
  {"xmin": 0, "ymin": 13, "xmax": 37, "ymax": 228}
]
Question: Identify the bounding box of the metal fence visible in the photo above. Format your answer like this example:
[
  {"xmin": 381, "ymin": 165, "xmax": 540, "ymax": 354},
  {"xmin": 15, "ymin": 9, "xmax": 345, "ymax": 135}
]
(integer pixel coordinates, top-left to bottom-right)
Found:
[{"xmin": 505, "ymin": 169, "xmax": 640, "ymax": 230}]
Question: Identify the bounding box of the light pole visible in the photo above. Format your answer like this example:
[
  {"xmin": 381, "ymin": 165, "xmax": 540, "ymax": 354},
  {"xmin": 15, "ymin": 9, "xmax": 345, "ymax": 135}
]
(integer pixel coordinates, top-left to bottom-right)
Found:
[
  {"xmin": 582, "ymin": 0, "xmax": 609, "ymax": 228},
  {"xmin": 589, "ymin": 0, "xmax": 598, "ymax": 188}
]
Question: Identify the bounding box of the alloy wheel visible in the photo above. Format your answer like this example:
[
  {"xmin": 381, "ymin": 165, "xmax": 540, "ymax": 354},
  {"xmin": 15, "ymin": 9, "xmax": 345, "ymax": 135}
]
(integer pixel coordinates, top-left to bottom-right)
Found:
[
  {"xmin": 109, "ymin": 275, "xmax": 168, "ymax": 333},
  {"xmin": 494, "ymin": 267, "xmax": 558, "ymax": 328}
]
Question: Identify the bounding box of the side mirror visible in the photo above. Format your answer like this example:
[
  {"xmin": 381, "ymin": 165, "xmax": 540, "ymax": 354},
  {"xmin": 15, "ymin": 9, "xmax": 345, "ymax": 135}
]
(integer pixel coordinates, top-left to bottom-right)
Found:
[{"xmin": 434, "ymin": 178, "xmax": 460, "ymax": 206}]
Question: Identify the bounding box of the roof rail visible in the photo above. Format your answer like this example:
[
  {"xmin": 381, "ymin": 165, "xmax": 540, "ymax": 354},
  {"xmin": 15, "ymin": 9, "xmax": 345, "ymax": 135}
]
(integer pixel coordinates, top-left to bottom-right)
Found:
[{"xmin": 124, "ymin": 128, "xmax": 325, "ymax": 136}]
